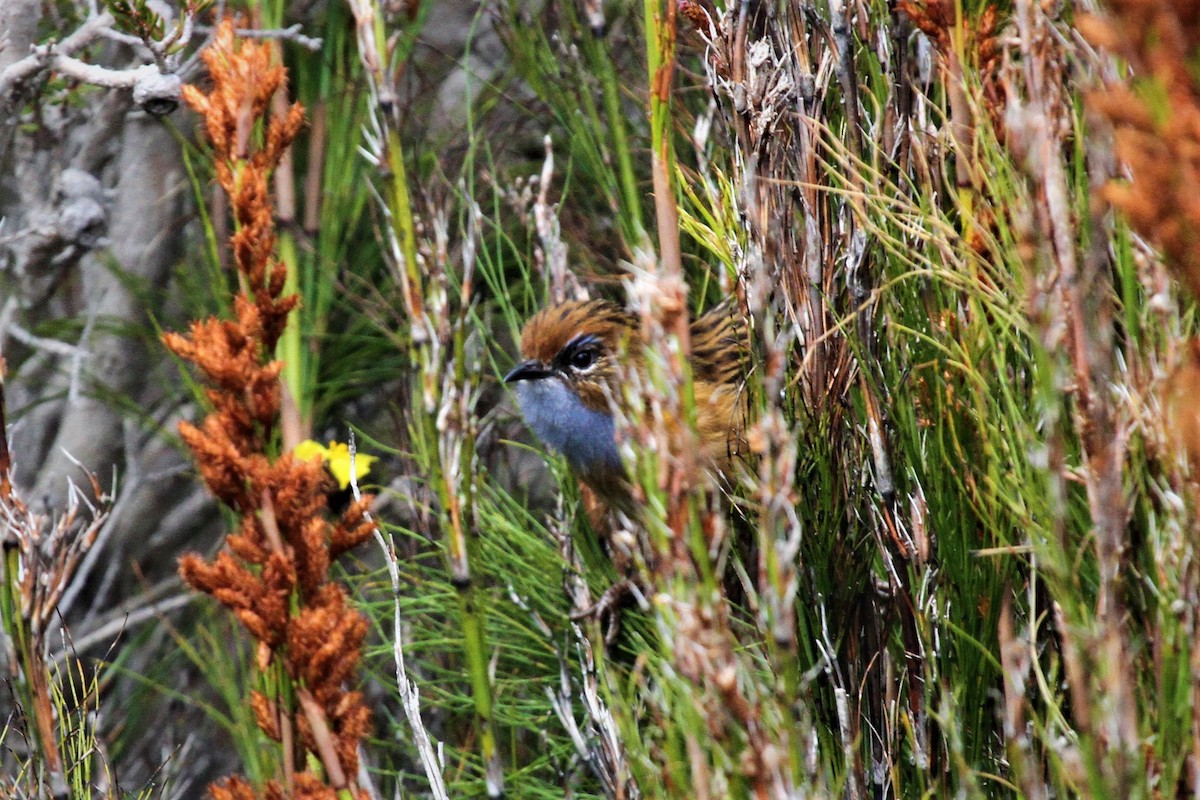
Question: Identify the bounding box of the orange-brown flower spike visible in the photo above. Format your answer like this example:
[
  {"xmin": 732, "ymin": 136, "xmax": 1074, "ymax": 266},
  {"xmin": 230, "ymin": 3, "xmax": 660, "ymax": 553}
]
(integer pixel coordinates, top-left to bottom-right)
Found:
[
  {"xmin": 207, "ymin": 776, "xmax": 258, "ymax": 800},
  {"xmin": 331, "ymin": 496, "xmax": 378, "ymax": 558},
  {"xmin": 166, "ymin": 20, "xmax": 376, "ymax": 797},
  {"xmin": 1083, "ymin": 0, "xmax": 1200, "ymax": 300}
]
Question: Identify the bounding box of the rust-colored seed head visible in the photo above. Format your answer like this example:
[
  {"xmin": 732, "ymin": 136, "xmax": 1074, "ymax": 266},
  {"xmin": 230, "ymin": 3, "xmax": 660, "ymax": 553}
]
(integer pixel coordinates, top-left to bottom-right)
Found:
[
  {"xmin": 1083, "ymin": 0, "xmax": 1200, "ymax": 301},
  {"xmin": 167, "ymin": 20, "xmax": 373, "ymax": 797}
]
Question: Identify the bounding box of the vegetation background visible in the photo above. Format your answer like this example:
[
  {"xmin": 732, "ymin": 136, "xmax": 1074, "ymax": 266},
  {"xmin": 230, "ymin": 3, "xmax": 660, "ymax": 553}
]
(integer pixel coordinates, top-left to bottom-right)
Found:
[{"xmin": 2, "ymin": 0, "xmax": 1199, "ymax": 797}]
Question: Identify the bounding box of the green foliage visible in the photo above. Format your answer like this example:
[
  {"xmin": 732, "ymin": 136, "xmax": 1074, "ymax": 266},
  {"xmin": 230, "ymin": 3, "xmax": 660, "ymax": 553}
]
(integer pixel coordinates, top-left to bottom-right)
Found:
[
  {"xmin": 104, "ymin": 0, "xmax": 166, "ymax": 42},
  {"xmin": 289, "ymin": 0, "xmax": 1199, "ymax": 795},
  {"xmin": 72, "ymin": 0, "xmax": 1200, "ymax": 796},
  {"xmin": 0, "ymin": 650, "xmax": 152, "ymax": 799}
]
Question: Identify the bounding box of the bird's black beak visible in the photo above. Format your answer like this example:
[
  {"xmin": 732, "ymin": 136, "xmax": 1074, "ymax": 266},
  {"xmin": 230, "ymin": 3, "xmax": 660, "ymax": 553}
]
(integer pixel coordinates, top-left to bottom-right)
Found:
[{"xmin": 504, "ymin": 360, "xmax": 552, "ymax": 384}]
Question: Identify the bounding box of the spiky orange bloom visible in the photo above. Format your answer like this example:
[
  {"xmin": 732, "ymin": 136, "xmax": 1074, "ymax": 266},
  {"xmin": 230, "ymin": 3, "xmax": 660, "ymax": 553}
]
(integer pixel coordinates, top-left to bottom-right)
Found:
[
  {"xmin": 895, "ymin": 0, "xmax": 1004, "ymax": 132},
  {"xmin": 1082, "ymin": 0, "xmax": 1200, "ymax": 300},
  {"xmin": 210, "ymin": 773, "xmax": 352, "ymax": 800},
  {"xmin": 165, "ymin": 21, "xmax": 375, "ymax": 798}
]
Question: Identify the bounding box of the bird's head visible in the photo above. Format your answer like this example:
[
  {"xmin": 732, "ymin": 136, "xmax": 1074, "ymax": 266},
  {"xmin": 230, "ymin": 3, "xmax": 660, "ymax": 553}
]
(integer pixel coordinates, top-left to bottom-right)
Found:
[
  {"xmin": 504, "ymin": 300, "xmax": 636, "ymax": 483},
  {"xmin": 505, "ymin": 300, "xmax": 637, "ymax": 411}
]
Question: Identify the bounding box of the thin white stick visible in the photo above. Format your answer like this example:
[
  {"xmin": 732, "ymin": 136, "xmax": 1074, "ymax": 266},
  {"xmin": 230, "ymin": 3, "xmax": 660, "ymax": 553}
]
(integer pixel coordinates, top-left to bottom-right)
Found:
[{"xmin": 348, "ymin": 433, "xmax": 449, "ymax": 800}]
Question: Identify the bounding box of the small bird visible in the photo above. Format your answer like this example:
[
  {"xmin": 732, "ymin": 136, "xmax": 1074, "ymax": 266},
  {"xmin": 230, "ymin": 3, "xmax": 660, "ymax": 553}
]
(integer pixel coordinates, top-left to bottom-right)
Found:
[{"xmin": 504, "ymin": 299, "xmax": 749, "ymax": 506}]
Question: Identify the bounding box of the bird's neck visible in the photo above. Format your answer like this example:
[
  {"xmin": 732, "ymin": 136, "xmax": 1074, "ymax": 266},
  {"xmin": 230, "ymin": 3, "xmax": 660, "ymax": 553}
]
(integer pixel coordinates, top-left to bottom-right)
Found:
[{"xmin": 513, "ymin": 377, "xmax": 623, "ymax": 480}]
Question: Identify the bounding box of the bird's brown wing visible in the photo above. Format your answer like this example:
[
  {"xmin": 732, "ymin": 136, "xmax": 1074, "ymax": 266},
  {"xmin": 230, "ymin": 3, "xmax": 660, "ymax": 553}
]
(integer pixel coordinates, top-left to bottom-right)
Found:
[{"xmin": 689, "ymin": 299, "xmax": 749, "ymax": 386}]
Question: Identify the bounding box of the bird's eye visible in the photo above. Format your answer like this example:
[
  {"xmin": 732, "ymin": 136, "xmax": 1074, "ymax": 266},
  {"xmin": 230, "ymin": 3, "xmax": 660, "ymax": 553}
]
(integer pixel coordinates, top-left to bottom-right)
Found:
[{"xmin": 570, "ymin": 349, "xmax": 596, "ymax": 370}]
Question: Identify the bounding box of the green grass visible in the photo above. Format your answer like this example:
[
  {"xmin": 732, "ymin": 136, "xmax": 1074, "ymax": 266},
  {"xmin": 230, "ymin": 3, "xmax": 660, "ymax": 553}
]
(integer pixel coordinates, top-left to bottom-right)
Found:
[
  {"xmin": 7, "ymin": 0, "xmax": 1200, "ymax": 796},
  {"xmin": 217, "ymin": 0, "xmax": 1200, "ymax": 794}
]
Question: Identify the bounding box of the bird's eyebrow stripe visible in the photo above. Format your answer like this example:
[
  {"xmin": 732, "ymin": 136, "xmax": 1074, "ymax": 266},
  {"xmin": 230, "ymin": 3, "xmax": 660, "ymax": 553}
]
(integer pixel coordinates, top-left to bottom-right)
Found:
[{"xmin": 563, "ymin": 333, "xmax": 601, "ymax": 353}]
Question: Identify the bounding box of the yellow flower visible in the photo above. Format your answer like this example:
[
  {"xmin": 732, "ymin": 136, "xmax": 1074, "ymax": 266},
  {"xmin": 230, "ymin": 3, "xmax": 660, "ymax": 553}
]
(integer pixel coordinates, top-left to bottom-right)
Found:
[
  {"xmin": 294, "ymin": 439, "xmax": 328, "ymax": 464},
  {"xmin": 294, "ymin": 439, "xmax": 377, "ymax": 490}
]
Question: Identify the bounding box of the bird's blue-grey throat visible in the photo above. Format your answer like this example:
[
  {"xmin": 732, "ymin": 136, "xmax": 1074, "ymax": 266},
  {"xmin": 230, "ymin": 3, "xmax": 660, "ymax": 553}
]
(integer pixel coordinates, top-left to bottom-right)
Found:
[{"xmin": 504, "ymin": 361, "xmax": 622, "ymax": 480}]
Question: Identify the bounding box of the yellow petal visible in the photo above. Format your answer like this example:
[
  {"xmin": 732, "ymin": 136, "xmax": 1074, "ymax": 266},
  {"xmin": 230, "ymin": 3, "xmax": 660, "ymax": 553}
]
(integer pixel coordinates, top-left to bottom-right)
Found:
[
  {"xmin": 294, "ymin": 439, "xmax": 328, "ymax": 463},
  {"xmin": 324, "ymin": 441, "xmax": 377, "ymax": 489}
]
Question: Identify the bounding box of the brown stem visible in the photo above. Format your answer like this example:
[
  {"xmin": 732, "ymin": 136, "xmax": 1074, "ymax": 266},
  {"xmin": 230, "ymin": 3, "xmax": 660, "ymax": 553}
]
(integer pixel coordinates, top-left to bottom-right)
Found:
[
  {"xmin": 650, "ymin": 151, "xmax": 682, "ymax": 287},
  {"xmin": 0, "ymin": 355, "xmax": 10, "ymax": 502},
  {"xmin": 260, "ymin": 490, "xmax": 286, "ymax": 554},
  {"xmin": 29, "ymin": 657, "xmax": 63, "ymax": 775},
  {"xmin": 281, "ymin": 701, "xmax": 296, "ymax": 795},
  {"xmin": 945, "ymin": 50, "xmax": 974, "ymax": 189},
  {"xmin": 297, "ymin": 687, "xmax": 347, "ymax": 789},
  {"xmin": 271, "ymin": 68, "xmax": 296, "ymax": 226},
  {"xmin": 280, "ymin": 381, "xmax": 305, "ymax": 451},
  {"xmin": 303, "ymin": 102, "xmax": 327, "ymax": 235}
]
